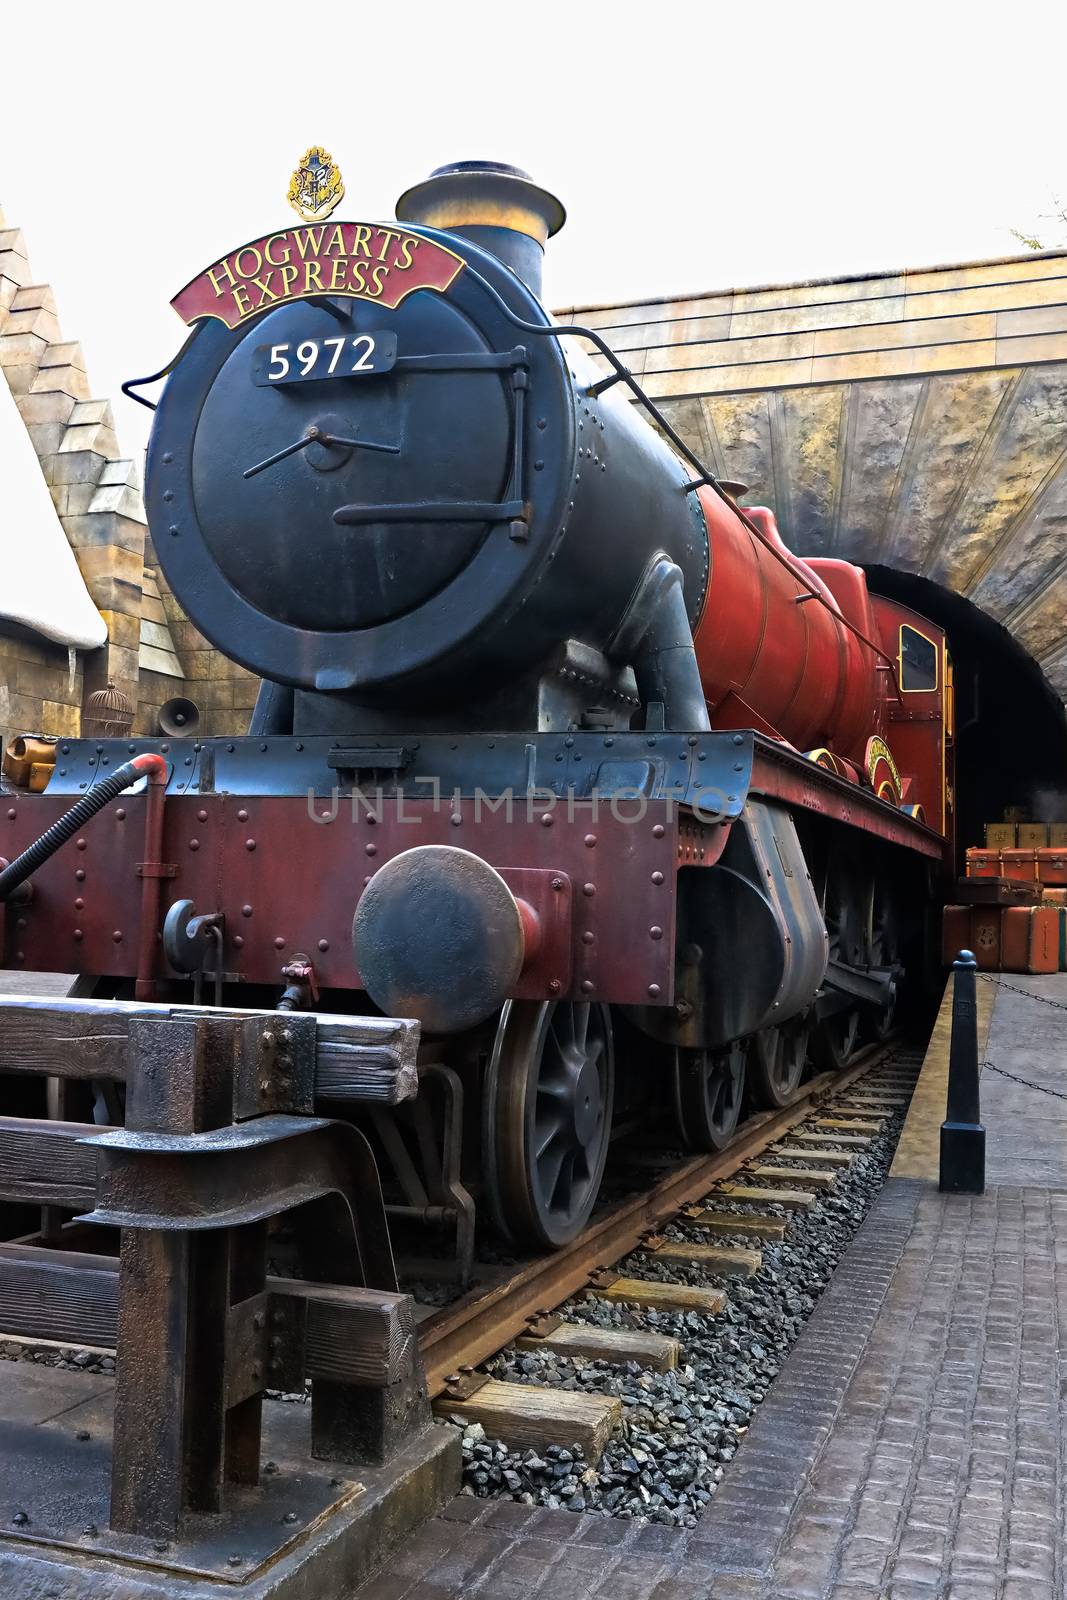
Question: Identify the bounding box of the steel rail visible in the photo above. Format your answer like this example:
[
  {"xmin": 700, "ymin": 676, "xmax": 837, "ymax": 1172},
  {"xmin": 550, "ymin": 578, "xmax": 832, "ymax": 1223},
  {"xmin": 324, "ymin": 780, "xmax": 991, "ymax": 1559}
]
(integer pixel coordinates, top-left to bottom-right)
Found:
[{"xmin": 419, "ymin": 1039, "xmax": 898, "ymax": 1395}]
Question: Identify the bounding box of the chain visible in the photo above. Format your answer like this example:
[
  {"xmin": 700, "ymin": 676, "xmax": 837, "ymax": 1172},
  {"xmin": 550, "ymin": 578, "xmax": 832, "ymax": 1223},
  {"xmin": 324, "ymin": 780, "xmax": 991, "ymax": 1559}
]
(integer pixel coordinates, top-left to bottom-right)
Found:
[
  {"xmin": 982, "ymin": 1058, "xmax": 1067, "ymax": 1101},
  {"xmin": 977, "ymin": 972, "xmax": 1067, "ymax": 1015}
]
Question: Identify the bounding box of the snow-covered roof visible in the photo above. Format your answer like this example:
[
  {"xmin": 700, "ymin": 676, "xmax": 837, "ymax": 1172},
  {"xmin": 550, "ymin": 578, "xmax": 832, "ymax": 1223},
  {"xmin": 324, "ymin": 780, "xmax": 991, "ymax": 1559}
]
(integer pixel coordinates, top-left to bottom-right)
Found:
[{"xmin": 0, "ymin": 371, "xmax": 106, "ymax": 650}]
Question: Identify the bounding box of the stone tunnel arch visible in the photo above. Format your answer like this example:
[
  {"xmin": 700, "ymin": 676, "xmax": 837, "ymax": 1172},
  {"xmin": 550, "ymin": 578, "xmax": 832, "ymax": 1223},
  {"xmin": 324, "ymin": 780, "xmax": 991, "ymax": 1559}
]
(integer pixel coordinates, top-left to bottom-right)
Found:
[{"xmin": 864, "ymin": 567, "xmax": 1067, "ymax": 861}]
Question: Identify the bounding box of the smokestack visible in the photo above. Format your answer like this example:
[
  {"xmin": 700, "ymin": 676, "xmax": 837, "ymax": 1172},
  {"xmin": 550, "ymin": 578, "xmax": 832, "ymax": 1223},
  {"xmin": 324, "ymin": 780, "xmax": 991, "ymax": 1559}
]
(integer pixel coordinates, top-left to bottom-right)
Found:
[{"xmin": 395, "ymin": 160, "xmax": 565, "ymax": 299}]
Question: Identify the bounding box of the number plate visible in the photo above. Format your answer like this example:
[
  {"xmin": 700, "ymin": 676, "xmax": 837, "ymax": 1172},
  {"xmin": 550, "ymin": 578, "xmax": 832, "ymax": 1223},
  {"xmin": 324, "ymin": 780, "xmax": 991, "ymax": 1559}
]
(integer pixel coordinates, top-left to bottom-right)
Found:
[{"xmin": 252, "ymin": 331, "xmax": 398, "ymax": 387}]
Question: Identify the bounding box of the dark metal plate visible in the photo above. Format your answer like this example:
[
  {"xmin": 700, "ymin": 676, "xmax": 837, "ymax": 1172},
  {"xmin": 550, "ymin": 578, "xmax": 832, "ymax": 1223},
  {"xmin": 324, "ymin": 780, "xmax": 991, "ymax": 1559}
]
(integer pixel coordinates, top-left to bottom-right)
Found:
[{"xmin": 0, "ymin": 1371, "xmax": 362, "ymax": 1583}]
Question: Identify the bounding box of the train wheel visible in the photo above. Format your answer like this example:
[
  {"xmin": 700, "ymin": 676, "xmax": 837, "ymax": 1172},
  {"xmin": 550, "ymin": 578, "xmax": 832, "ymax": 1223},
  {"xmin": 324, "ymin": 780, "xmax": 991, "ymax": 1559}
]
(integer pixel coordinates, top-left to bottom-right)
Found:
[
  {"xmin": 748, "ymin": 1017, "xmax": 810, "ymax": 1109},
  {"xmin": 865, "ymin": 876, "xmax": 900, "ymax": 1040},
  {"xmin": 675, "ymin": 1041, "xmax": 747, "ymax": 1151},
  {"xmin": 814, "ymin": 857, "xmax": 862, "ymax": 1070},
  {"xmin": 484, "ymin": 999, "xmax": 614, "ymax": 1249}
]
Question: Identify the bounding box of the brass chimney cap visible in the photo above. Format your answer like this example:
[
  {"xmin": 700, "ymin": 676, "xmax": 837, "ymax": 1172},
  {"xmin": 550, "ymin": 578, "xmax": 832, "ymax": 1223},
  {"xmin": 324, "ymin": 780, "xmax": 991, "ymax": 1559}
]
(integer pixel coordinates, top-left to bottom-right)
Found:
[{"xmin": 396, "ymin": 161, "xmax": 566, "ymax": 246}]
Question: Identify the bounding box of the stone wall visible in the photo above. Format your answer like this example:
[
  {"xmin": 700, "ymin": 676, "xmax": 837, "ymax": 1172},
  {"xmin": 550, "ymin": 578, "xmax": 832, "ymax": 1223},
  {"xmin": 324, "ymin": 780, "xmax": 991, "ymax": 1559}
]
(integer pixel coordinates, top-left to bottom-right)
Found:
[
  {"xmin": 0, "ymin": 206, "xmax": 211, "ymax": 743},
  {"xmin": 558, "ymin": 251, "xmax": 1067, "ymax": 698}
]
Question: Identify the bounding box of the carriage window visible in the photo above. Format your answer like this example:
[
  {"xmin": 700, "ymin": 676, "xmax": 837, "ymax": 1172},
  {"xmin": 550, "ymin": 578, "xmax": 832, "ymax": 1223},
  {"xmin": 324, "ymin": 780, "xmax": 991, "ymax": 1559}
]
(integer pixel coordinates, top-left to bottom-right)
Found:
[{"xmin": 899, "ymin": 625, "xmax": 938, "ymax": 692}]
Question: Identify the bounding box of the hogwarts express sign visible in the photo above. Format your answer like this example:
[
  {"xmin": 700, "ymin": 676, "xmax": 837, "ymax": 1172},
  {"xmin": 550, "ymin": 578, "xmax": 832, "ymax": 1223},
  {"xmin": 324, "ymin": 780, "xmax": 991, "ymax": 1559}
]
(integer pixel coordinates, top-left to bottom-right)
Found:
[{"xmin": 172, "ymin": 223, "xmax": 466, "ymax": 328}]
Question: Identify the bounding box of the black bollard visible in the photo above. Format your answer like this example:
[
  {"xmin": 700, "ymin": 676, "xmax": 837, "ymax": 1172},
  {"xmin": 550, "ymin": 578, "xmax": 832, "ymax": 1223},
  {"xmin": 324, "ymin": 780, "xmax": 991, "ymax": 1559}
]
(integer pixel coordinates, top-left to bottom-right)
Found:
[{"xmin": 939, "ymin": 949, "xmax": 986, "ymax": 1194}]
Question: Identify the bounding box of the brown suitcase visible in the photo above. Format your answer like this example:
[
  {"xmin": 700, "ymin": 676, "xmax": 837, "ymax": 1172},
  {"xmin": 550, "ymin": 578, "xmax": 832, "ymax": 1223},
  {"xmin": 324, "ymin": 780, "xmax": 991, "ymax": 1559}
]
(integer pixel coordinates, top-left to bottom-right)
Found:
[
  {"xmin": 1000, "ymin": 905, "xmax": 1059, "ymax": 974},
  {"xmin": 1019, "ymin": 823, "xmax": 1050, "ymax": 849},
  {"xmin": 984, "ymin": 822, "xmax": 1017, "ymax": 849},
  {"xmin": 1049, "ymin": 823, "xmax": 1067, "ymax": 848},
  {"xmin": 943, "ymin": 906, "xmax": 1001, "ymax": 970},
  {"xmin": 957, "ymin": 877, "xmax": 1039, "ymax": 906},
  {"xmin": 1001, "ymin": 848, "xmax": 1039, "ymax": 883},
  {"xmin": 1041, "ymin": 887, "xmax": 1067, "ymax": 906},
  {"xmin": 1036, "ymin": 848, "xmax": 1067, "ymax": 885},
  {"xmin": 965, "ymin": 848, "xmax": 1002, "ymax": 879}
]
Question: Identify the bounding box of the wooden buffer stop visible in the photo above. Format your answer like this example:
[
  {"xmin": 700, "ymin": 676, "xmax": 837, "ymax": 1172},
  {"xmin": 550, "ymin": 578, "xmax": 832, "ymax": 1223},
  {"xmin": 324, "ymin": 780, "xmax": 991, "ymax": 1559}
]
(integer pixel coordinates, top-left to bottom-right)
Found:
[{"xmin": 0, "ymin": 995, "xmax": 458, "ymax": 1599}]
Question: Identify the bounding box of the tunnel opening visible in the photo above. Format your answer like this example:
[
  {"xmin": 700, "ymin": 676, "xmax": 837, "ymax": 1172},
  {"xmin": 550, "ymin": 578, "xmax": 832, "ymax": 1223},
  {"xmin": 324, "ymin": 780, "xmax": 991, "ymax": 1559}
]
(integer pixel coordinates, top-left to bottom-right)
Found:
[{"xmin": 864, "ymin": 566, "xmax": 1067, "ymax": 868}]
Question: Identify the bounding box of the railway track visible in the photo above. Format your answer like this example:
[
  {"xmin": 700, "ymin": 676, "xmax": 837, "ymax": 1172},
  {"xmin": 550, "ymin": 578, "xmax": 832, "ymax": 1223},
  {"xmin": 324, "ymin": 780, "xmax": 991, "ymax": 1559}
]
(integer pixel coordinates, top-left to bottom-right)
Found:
[{"xmin": 418, "ymin": 1039, "xmax": 918, "ymax": 1453}]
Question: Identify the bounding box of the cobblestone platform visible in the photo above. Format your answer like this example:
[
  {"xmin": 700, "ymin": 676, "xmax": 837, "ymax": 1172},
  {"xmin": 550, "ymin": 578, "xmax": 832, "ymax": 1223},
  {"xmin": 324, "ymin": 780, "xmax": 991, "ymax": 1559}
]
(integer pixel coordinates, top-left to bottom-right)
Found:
[{"xmin": 361, "ymin": 973, "xmax": 1067, "ymax": 1599}]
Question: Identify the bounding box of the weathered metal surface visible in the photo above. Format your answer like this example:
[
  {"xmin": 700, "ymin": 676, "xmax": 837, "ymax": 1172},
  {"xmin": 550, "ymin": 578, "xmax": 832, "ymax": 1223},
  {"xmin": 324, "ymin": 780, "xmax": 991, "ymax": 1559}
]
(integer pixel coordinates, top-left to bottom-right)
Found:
[{"xmin": 0, "ymin": 1365, "xmax": 459, "ymax": 1594}]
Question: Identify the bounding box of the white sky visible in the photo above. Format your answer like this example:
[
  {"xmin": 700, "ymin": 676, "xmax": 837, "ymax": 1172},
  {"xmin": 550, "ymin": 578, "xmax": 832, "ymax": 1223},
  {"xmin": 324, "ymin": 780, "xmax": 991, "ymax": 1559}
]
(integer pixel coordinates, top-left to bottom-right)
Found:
[{"xmin": 2, "ymin": 0, "xmax": 1065, "ymax": 460}]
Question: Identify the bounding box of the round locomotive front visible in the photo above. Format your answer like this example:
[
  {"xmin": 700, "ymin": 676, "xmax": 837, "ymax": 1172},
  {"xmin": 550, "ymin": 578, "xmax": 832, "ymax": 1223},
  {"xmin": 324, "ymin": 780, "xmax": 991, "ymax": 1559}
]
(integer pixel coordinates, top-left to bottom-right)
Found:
[{"xmin": 147, "ymin": 201, "xmax": 709, "ymax": 704}]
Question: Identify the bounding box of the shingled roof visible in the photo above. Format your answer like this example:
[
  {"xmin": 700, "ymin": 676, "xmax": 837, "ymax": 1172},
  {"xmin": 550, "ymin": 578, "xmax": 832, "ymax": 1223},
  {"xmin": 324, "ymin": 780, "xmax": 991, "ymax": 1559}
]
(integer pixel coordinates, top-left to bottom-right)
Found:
[{"xmin": 0, "ymin": 204, "xmax": 182, "ymax": 683}]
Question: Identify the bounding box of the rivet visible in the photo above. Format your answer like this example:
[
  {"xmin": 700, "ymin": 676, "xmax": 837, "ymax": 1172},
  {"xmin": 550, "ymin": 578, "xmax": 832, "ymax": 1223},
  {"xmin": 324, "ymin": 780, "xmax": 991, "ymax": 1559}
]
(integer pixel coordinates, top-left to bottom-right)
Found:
[
  {"xmin": 197, "ymin": 808, "xmax": 208, "ymax": 822},
  {"xmin": 552, "ymin": 878, "xmax": 564, "ymax": 891},
  {"xmin": 233, "ymin": 935, "xmax": 244, "ymax": 948},
  {"xmin": 584, "ymin": 833, "xmax": 597, "ymax": 847},
  {"xmin": 74, "ymin": 898, "xmax": 84, "ymax": 910},
  {"xmin": 5, "ymin": 809, "xmax": 14, "ymax": 820},
  {"xmin": 160, "ymin": 743, "xmax": 170, "ymax": 754},
  {"xmin": 15, "ymin": 952, "xmax": 24, "ymax": 963},
  {"xmin": 540, "ymin": 812, "xmax": 553, "ymax": 826},
  {"xmin": 650, "ymin": 925, "xmax": 663, "ymax": 940},
  {"xmin": 245, "ymin": 839, "xmax": 256, "ymax": 851},
  {"xmin": 15, "ymin": 917, "xmax": 25, "ymax": 930},
  {"xmin": 537, "ymin": 417, "xmax": 547, "ymax": 430},
  {"xmin": 651, "ymin": 871, "xmax": 664, "ymax": 885},
  {"xmin": 116, "ymin": 808, "xmax": 126, "ymax": 821},
  {"xmin": 189, "ymin": 839, "xmax": 200, "ymax": 851},
  {"xmin": 162, "ymin": 489, "xmax": 173, "ymax": 502},
  {"xmin": 76, "ymin": 1429, "xmax": 90, "ymax": 1442},
  {"xmin": 112, "ymin": 930, "xmax": 123, "ymax": 943},
  {"xmin": 237, "ymin": 808, "xmax": 249, "ymax": 822},
  {"xmin": 169, "ymin": 525, "xmax": 179, "ymax": 536},
  {"xmin": 363, "ymin": 875, "xmax": 372, "ymax": 886},
  {"xmin": 582, "ymin": 930, "xmax": 595, "ymax": 945},
  {"xmin": 274, "ymin": 937, "xmax": 285, "ymax": 949},
  {"xmin": 153, "ymin": 1539, "xmax": 169, "ymax": 1552},
  {"xmin": 732, "ymin": 734, "xmax": 743, "ymax": 746},
  {"xmin": 318, "ymin": 938, "xmax": 329, "ymax": 951},
  {"xmin": 162, "ymin": 451, "xmax": 173, "ymax": 464},
  {"xmin": 534, "ymin": 459, "xmax": 544, "ymax": 470},
  {"xmin": 582, "ymin": 882, "xmax": 596, "ymax": 896},
  {"xmin": 228, "ymin": 1554, "xmax": 243, "ymax": 1567},
  {"xmin": 580, "ymin": 979, "xmax": 594, "ymax": 994},
  {"xmin": 76, "ymin": 838, "xmax": 86, "ymax": 851},
  {"xmin": 12, "ymin": 1512, "xmax": 28, "ymax": 1526},
  {"xmin": 451, "ymin": 813, "xmax": 462, "ymax": 826},
  {"xmin": 648, "ymin": 983, "xmax": 662, "ymax": 998},
  {"xmin": 73, "ymin": 929, "xmax": 83, "ymax": 941},
  {"xmin": 549, "ymin": 979, "xmax": 561, "ymax": 994},
  {"xmin": 242, "ymin": 904, "xmax": 253, "ymax": 917},
  {"xmin": 652, "ymin": 824, "xmax": 665, "ymax": 838},
  {"xmin": 264, "ymin": 1461, "xmax": 278, "ymax": 1474},
  {"xmin": 365, "ymin": 843, "xmax": 377, "ymax": 856},
  {"xmin": 283, "ymin": 1512, "xmax": 299, "ymax": 1525},
  {"xmin": 82, "ymin": 1524, "xmax": 99, "ymax": 1537}
]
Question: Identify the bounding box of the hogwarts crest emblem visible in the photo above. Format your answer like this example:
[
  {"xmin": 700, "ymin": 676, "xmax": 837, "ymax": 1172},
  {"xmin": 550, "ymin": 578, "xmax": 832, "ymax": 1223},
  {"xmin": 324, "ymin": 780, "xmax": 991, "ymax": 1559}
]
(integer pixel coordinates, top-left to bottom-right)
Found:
[{"xmin": 287, "ymin": 147, "xmax": 345, "ymax": 223}]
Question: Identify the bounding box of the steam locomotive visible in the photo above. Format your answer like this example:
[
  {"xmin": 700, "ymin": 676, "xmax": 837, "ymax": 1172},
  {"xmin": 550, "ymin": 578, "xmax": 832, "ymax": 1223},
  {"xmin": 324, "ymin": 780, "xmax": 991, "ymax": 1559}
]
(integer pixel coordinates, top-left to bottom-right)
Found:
[{"xmin": 0, "ymin": 162, "xmax": 953, "ymax": 1265}]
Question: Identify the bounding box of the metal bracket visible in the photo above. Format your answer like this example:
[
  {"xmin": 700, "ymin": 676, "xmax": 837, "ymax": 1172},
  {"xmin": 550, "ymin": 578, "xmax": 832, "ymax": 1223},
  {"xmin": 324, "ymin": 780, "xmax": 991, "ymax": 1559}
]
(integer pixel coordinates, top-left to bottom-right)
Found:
[
  {"xmin": 523, "ymin": 1311, "xmax": 564, "ymax": 1339},
  {"xmin": 441, "ymin": 1368, "xmax": 490, "ymax": 1401}
]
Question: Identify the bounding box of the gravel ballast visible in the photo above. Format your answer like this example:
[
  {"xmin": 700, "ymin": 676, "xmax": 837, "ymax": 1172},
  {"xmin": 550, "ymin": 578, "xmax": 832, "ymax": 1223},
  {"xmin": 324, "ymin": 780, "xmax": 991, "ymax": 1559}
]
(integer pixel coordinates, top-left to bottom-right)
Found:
[{"xmin": 450, "ymin": 1057, "xmax": 918, "ymax": 1525}]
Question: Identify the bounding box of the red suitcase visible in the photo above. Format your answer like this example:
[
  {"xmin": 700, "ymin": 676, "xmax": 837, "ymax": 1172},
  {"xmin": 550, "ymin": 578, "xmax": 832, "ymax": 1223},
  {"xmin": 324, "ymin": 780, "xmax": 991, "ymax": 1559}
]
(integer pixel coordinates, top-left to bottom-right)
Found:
[
  {"xmin": 1036, "ymin": 848, "xmax": 1067, "ymax": 885},
  {"xmin": 1000, "ymin": 905, "xmax": 1059, "ymax": 974},
  {"xmin": 965, "ymin": 848, "xmax": 1001, "ymax": 880},
  {"xmin": 1001, "ymin": 848, "xmax": 1039, "ymax": 883}
]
